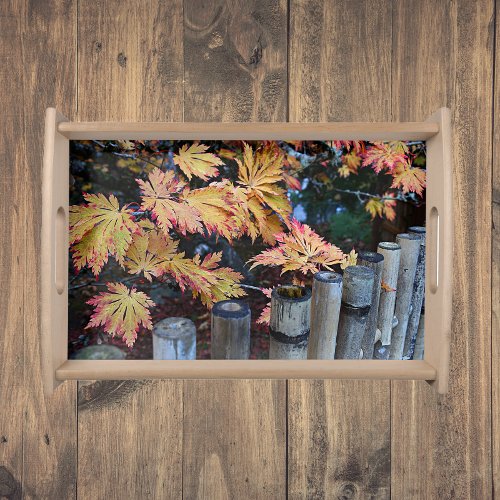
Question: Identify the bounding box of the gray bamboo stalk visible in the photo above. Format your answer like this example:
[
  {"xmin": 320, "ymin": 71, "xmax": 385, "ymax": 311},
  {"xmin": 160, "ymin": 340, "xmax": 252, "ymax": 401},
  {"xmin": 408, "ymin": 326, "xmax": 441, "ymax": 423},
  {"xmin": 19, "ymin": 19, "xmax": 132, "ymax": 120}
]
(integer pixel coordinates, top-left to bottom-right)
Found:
[
  {"xmin": 389, "ymin": 233, "xmax": 421, "ymax": 359},
  {"xmin": 403, "ymin": 226, "xmax": 426, "ymax": 359},
  {"xmin": 211, "ymin": 300, "xmax": 251, "ymax": 359},
  {"xmin": 308, "ymin": 271, "xmax": 342, "ymax": 359},
  {"xmin": 373, "ymin": 315, "xmax": 398, "ymax": 360},
  {"xmin": 334, "ymin": 265, "xmax": 375, "ymax": 359},
  {"xmin": 357, "ymin": 251, "xmax": 384, "ymax": 359},
  {"xmin": 269, "ymin": 285, "xmax": 311, "ymax": 359},
  {"xmin": 153, "ymin": 317, "xmax": 196, "ymax": 360},
  {"xmin": 412, "ymin": 311, "xmax": 425, "ymax": 360},
  {"xmin": 376, "ymin": 242, "xmax": 401, "ymax": 346}
]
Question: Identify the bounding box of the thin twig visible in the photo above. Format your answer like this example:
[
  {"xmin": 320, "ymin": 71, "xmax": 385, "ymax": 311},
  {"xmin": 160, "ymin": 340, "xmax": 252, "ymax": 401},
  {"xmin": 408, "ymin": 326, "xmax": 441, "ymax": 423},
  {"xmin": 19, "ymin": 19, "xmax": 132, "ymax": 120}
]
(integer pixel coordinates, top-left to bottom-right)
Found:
[
  {"xmin": 69, "ymin": 276, "xmax": 138, "ymax": 291},
  {"xmin": 240, "ymin": 283, "xmax": 264, "ymax": 293}
]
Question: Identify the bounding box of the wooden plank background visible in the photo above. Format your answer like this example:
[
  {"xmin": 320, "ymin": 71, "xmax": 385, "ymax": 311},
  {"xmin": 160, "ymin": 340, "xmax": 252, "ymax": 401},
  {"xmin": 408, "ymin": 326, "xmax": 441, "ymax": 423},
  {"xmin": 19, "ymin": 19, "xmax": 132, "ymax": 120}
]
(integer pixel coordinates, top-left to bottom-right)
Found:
[{"xmin": 0, "ymin": 0, "xmax": 496, "ymax": 498}]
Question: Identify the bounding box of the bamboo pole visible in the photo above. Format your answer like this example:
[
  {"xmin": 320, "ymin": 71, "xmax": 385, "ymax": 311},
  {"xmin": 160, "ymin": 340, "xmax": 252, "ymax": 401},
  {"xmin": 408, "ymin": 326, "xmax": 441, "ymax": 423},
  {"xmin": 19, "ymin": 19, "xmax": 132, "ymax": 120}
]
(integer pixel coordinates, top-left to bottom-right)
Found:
[
  {"xmin": 412, "ymin": 311, "xmax": 425, "ymax": 360},
  {"xmin": 269, "ymin": 285, "xmax": 311, "ymax": 360},
  {"xmin": 308, "ymin": 271, "xmax": 342, "ymax": 359},
  {"xmin": 376, "ymin": 242, "xmax": 401, "ymax": 347},
  {"xmin": 335, "ymin": 265, "xmax": 375, "ymax": 359},
  {"xmin": 357, "ymin": 251, "xmax": 384, "ymax": 359},
  {"xmin": 211, "ymin": 300, "xmax": 251, "ymax": 359},
  {"xmin": 153, "ymin": 317, "xmax": 196, "ymax": 360},
  {"xmin": 389, "ymin": 233, "xmax": 421, "ymax": 359},
  {"xmin": 403, "ymin": 226, "xmax": 426, "ymax": 359}
]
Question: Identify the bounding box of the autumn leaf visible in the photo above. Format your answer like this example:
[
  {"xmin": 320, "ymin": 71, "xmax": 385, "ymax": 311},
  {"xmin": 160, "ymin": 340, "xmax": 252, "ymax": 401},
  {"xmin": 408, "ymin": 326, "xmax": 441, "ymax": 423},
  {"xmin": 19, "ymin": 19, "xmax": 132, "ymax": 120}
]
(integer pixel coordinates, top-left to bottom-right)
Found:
[
  {"xmin": 391, "ymin": 164, "xmax": 426, "ymax": 196},
  {"xmin": 124, "ymin": 227, "xmax": 179, "ymax": 281},
  {"xmin": 181, "ymin": 182, "xmax": 242, "ymax": 240},
  {"xmin": 382, "ymin": 193, "xmax": 397, "ymax": 221},
  {"xmin": 256, "ymin": 287, "xmax": 273, "ymax": 325},
  {"xmin": 159, "ymin": 252, "xmax": 245, "ymax": 307},
  {"xmin": 342, "ymin": 150, "xmax": 361, "ymax": 175},
  {"xmin": 249, "ymin": 219, "xmax": 346, "ymax": 276},
  {"xmin": 236, "ymin": 142, "xmax": 292, "ymax": 220},
  {"xmin": 333, "ymin": 140, "xmax": 363, "ymax": 153},
  {"xmin": 362, "ymin": 141, "xmax": 408, "ymax": 173},
  {"xmin": 69, "ymin": 193, "xmax": 138, "ymax": 276},
  {"xmin": 86, "ymin": 282, "xmax": 155, "ymax": 347},
  {"xmin": 365, "ymin": 198, "xmax": 384, "ymax": 219},
  {"xmin": 283, "ymin": 172, "xmax": 302, "ymax": 190},
  {"xmin": 137, "ymin": 168, "xmax": 203, "ymax": 235},
  {"xmin": 340, "ymin": 249, "xmax": 358, "ymax": 270},
  {"xmin": 173, "ymin": 142, "xmax": 224, "ymax": 181}
]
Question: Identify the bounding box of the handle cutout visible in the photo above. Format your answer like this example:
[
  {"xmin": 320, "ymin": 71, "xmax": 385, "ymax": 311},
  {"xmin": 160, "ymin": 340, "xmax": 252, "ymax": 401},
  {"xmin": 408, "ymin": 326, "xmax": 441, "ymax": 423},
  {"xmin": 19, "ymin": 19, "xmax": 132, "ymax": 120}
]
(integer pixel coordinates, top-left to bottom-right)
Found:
[
  {"xmin": 55, "ymin": 206, "xmax": 66, "ymax": 295},
  {"xmin": 429, "ymin": 206, "xmax": 439, "ymax": 293}
]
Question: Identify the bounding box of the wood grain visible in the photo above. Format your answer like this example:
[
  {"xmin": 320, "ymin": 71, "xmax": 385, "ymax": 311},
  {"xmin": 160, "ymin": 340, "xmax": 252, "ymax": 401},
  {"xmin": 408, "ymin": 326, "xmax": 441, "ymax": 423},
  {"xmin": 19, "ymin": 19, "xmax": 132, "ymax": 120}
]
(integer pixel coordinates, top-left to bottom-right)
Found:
[
  {"xmin": 0, "ymin": 2, "xmax": 25, "ymax": 497},
  {"xmin": 77, "ymin": 381, "xmax": 183, "ymax": 499},
  {"xmin": 183, "ymin": 0, "xmax": 288, "ymax": 122},
  {"xmin": 391, "ymin": 0, "xmax": 493, "ymax": 496},
  {"xmin": 20, "ymin": 1, "xmax": 78, "ymax": 497},
  {"xmin": 289, "ymin": 0, "xmax": 391, "ymax": 123},
  {"xmin": 182, "ymin": 380, "xmax": 286, "ymax": 498},
  {"xmin": 493, "ymin": 0, "xmax": 500, "ymax": 493},
  {"xmin": 182, "ymin": 1, "xmax": 287, "ymax": 497},
  {"xmin": 288, "ymin": 381, "xmax": 390, "ymax": 498},
  {"xmin": 288, "ymin": 0, "xmax": 392, "ymax": 497},
  {"xmin": 78, "ymin": 0, "xmax": 183, "ymax": 122},
  {"xmin": 76, "ymin": 2, "xmax": 185, "ymax": 498}
]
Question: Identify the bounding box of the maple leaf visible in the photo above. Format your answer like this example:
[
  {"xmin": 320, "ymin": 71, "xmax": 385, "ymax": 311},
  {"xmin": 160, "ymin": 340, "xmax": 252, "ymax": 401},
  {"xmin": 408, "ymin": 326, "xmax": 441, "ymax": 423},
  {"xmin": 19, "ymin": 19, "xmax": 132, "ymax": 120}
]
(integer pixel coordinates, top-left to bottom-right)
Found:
[
  {"xmin": 173, "ymin": 142, "xmax": 224, "ymax": 181},
  {"xmin": 365, "ymin": 198, "xmax": 384, "ymax": 219},
  {"xmin": 236, "ymin": 142, "xmax": 292, "ymax": 221},
  {"xmin": 341, "ymin": 150, "xmax": 362, "ymax": 175},
  {"xmin": 230, "ymin": 187, "xmax": 285, "ymax": 245},
  {"xmin": 391, "ymin": 164, "xmax": 426, "ymax": 196},
  {"xmin": 382, "ymin": 193, "xmax": 397, "ymax": 221},
  {"xmin": 256, "ymin": 287, "xmax": 273, "ymax": 325},
  {"xmin": 181, "ymin": 182, "xmax": 242, "ymax": 240},
  {"xmin": 249, "ymin": 219, "xmax": 346, "ymax": 276},
  {"xmin": 69, "ymin": 193, "xmax": 139, "ymax": 276},
  {"xmin": 159, "ymin": 252, "xmax": 245, "ymax": 307},
  {"xmin": 338, "ymin": 165, "xmax": 351, "ymax": 178},
  {"xmin": 340, "ymin": 249, "xmax": 358, "ymax": 270},
  {"xmin": 124, "ymin": 227, "xmax": 179, "ymax": 281},
  {"xmin": 137, "ymin": 168, "xmax": 202, "ymax": 235},
  {"xmin": 283, "ymin": 173, "xmax": 302, "ymax": 190},
  {"xmin": 333, "ymin": 140, "xmax": 363, "ymax": 153},
  {"xmin": 86, "ymin": 282, "xmax": 155, "ymax": 347},
  {"xmin": 362, "ymin": 141, "xmax": 408, "ymax": 174}
]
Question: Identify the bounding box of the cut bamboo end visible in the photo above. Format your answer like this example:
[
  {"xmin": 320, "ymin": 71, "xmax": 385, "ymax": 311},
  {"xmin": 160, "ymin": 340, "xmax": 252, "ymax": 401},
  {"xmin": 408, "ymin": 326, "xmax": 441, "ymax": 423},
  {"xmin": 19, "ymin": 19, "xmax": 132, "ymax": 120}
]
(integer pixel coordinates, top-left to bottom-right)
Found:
[
  {"xmin": 153, "ymin": 317, "xmax": 197, "ymax": 360},
  {"xmin": 389, "ymin": 233, "xmax": 421, "ymax": 360},
  {"xmin": 335, "ymin": 266, "xmax": 375, "ymax": 359},
  {"xmin": 211, "ymin": 300, "xmax": 251, "ymax": 360},
  {"xmin": 308, "ymin": 271, "xmax": 342, "ymax": 360},
  {"xmin": 270, "ymin": 285, "xmax": 311, "ymax": 360},
  {"xmin": 358, "ymin": 251, "xmax": 384, "ymax": 359}
]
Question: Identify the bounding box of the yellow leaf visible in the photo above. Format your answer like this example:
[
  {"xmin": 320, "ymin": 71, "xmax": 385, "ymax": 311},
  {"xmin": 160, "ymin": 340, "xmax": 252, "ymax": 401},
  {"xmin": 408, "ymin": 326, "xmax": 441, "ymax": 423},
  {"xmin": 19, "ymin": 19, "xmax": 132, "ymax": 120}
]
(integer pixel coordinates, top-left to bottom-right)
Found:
[
  {"xmin": 365, "ymin": 198, "xmax": 384, "ymax": 219},
  {"xmin": 181, "ymin": 182, "xmax": 243, "ymax": 240},
  {"xmin": 391, "ymin": 164, "xmax": 426, "ymax": 196},
  {"xmin": 138, "ymin": 168, "xmax": 203, "ymax": 235},
  {"xmin": 173, "ymin": 142, "xmax": 224, "ymax": 180},
  {"xmin": 69, "ymin": 193, "xmax": 138, "ymax": 276}
]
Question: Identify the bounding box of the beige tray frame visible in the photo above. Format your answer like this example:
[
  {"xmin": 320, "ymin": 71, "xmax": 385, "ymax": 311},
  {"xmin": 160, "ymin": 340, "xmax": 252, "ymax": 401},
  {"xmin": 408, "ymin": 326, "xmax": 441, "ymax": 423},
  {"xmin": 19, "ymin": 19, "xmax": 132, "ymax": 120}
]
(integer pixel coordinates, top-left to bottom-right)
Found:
[{"xmin": 41, "ymin": 108, "xmax": 453, "ymax": 395}]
